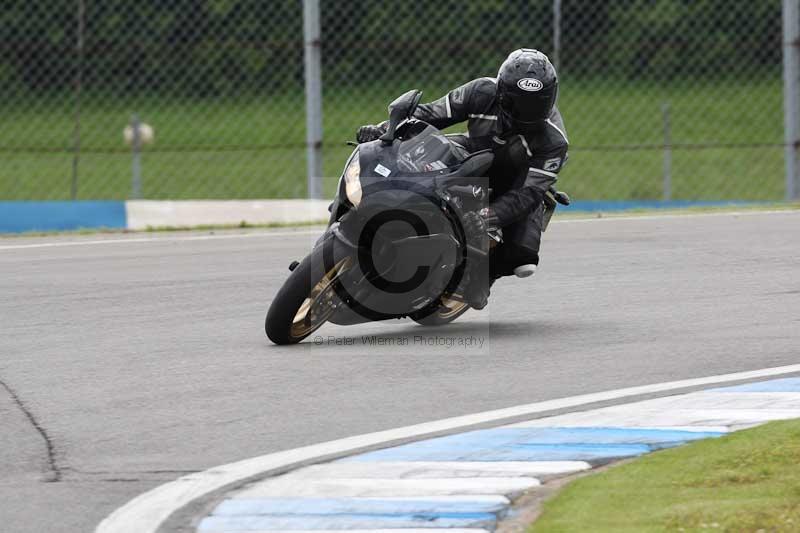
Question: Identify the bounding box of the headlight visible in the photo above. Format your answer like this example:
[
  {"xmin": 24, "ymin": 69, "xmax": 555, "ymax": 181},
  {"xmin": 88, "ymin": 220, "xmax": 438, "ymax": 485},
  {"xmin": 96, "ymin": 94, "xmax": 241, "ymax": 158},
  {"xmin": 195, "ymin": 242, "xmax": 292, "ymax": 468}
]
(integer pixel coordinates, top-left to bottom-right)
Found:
[{"xmin": 343, "ymin": 152, "xmax": 362, "ymax": 207}]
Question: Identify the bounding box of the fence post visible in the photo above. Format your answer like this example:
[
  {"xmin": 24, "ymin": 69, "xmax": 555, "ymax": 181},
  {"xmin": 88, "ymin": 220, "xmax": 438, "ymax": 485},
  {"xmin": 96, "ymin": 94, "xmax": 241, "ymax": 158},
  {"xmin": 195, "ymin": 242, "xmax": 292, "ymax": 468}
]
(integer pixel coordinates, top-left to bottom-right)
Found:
[
  {"xmin": 552, "ymin": 0, "xmax": 562, "ymax": 70},
  {"xmin": 303, "ymin": 0, "xmax": 323, "ymax": 199},
  {"xmin": 662, "ymin": 102, "xmax": 672, "ymax": 201},
  {"xmin": 784, "ymin": 0, "xmax": 800, "ymax": 201},
  {"xmin": 130, "ymin": 114, "xmax": 143, "ymax": 199},
  {"xmin": 70, "ymin": 0, "xmax": 86, "ymax": 200}
]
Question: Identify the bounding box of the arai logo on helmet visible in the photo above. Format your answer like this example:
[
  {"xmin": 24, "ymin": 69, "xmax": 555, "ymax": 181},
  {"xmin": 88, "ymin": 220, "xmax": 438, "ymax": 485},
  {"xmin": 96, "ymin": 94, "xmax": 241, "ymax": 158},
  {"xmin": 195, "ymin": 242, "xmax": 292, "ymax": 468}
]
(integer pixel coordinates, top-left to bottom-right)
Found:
[{"xmin": 517, "ymin": 78, "xmax": 543, "ymax": 92}]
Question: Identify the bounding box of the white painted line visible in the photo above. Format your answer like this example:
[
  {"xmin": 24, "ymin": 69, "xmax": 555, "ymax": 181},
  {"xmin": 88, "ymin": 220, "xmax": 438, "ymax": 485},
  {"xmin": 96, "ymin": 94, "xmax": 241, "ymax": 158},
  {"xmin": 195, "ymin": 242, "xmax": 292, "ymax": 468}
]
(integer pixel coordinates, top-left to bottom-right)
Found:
[
  {"xmin": 284, "ymin": 461, "xmax": 591, "ymax": 479},
  {"xmin": 5, "ymin": 209, "xmax": 797, "ymax": 252},
  {"xmin": 0, "ymin": 229, "xmax": 322, "ymax": 251},
  {"xmin": 95, "ymin": 363, "xmax": 800, "ymax": 533},
  {"xmin": 552, "ymin": 209, "xmax": 799, "ymax": 225},
  {"xmin": 232, "ymin": 477, "xmax": 540, "ymax": 498}
]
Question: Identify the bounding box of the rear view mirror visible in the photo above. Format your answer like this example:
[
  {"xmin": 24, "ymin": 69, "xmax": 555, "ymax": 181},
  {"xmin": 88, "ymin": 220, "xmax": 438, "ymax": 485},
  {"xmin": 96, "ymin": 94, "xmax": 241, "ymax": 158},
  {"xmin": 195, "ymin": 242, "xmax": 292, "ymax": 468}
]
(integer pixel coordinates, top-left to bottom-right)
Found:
[{"xmin": 380, "ymin": 90, "xmax": 423, "ymax": 145}]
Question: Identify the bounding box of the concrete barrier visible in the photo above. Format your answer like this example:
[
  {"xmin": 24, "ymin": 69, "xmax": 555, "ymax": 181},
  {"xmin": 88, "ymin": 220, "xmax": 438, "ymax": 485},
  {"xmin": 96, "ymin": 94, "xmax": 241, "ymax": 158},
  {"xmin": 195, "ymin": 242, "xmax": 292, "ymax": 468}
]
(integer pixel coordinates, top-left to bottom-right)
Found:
[
  {"xmin": 0, "ymin": 199, "xmax": 331, "ymax": 233},
  {"xmin": 0, "ymin": 199, "xmax": 758, "ymax": 234},
  {"xmin": 125, "ymin": 199, "xmax": 330, "ymax": 230}
]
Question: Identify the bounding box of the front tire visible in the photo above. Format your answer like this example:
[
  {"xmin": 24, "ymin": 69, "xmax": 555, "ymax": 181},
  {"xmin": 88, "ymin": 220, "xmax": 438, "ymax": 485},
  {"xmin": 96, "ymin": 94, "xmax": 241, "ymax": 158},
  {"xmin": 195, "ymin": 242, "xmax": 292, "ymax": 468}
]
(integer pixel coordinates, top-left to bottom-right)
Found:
[{"xmin": 265, "ymin": 237, "xmax": 352, "ymax": 345}]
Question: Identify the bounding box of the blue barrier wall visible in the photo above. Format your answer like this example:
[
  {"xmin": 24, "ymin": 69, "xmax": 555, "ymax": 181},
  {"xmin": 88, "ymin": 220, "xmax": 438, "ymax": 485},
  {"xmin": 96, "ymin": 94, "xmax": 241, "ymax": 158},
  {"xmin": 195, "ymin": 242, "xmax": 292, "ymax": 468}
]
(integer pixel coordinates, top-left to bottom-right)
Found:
[
  {"xmin": 562, "ymin": 200, "xmax": 754, "ymax": 212},
  {"xmin": 0, "ymin": 201, "xmax": 127, "ymax": 233},
  {"xmin": 0, "ymin": 200, "xmax": 761, "ymax": 234}
]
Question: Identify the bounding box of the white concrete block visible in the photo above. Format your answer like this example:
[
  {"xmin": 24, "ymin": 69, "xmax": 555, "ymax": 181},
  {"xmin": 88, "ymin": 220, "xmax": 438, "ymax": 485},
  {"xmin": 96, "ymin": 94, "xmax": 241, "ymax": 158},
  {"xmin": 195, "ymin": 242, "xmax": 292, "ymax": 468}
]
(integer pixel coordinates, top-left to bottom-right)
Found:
[
  {"xmin": 232, "ymin": 477, "xmax": 540, "ymax": 499},
  {"xmin": 285, "ymin": 461, "xmax": 590, "ymax": 479},
  {"xmin": 126, "ymin": 199, "xmax": 330, "ymax": 230},
  {"xmin": 512, "ymin": 407, "xmax": 800, "ymax": 429},
  {"xmin": 198, "ymin": 514, "xmax": 494, "ymax": 531},
  {"xmin": 650, "ymin": 392, "xmax": 800, "ymax": 410}
]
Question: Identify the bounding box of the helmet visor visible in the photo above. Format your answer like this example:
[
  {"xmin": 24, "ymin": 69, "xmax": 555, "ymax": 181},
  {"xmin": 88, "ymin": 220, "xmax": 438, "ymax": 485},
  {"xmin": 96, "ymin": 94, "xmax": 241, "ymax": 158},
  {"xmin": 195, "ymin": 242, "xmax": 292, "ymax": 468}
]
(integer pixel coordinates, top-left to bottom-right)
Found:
[{"xmin": 500, "ymin": 84, "xmax": 557, "ymax": 124}]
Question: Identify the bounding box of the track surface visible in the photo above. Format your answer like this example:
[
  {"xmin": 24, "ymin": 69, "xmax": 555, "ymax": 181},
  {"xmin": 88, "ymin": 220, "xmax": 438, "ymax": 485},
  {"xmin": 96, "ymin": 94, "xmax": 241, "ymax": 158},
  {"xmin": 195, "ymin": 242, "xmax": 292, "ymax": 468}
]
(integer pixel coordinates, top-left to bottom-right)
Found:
[{"xmin": 1, "ymin": 211, "xmax": 798, "ymax": 532}]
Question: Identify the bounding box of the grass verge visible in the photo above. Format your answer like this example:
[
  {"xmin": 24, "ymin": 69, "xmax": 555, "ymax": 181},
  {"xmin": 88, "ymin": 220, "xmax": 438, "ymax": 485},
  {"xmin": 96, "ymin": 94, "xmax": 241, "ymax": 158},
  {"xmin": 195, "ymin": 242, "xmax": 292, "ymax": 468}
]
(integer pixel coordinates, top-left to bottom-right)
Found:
[
  {"xmin": 0, "ymin": 79, "xmax": 786, "ymax": 201},
  {"xmin": 531, "ymin": 419, "xmax": 800, "ymax": 532}
]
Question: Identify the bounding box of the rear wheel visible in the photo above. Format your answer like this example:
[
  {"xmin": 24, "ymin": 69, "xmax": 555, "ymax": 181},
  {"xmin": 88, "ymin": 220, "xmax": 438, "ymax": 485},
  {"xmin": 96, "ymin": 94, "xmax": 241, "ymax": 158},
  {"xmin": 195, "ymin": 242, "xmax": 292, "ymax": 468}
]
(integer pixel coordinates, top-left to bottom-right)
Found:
[
  {"xmin": 266, "ymin": 239, "xmax": 352, "ymax": 345},
  {"xmin": 411, "ymin": 295, "xmax": 470, "ymax": 326}
]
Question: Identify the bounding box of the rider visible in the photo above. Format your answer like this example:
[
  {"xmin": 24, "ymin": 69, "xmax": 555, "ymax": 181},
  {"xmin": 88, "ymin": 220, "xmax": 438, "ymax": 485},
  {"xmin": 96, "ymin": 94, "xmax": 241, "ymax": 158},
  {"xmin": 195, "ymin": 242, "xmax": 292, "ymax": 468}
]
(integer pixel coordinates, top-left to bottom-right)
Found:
[{"xmin": 357, "ymin": 49, "xmax": 569, "ymax": 309}]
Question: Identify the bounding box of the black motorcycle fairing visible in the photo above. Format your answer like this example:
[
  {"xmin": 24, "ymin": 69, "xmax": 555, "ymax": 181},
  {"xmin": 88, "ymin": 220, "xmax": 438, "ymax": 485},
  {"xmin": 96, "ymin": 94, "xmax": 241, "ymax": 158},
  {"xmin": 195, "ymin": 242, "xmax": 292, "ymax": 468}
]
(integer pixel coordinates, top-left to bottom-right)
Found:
[
  {"xmin": 326, "ymin": 192, "xmax": 465, "ymax": 324},
  {"xmin": 325, "ymin": 121, "xmax": 495, "ymax": 325},
  {"xmin": 358, "ymin": 123, "xmax": 468, "ymax": 180},
  {"xmin": 333, "ymin": 125, "xmax": 493, "ymax": 226}
]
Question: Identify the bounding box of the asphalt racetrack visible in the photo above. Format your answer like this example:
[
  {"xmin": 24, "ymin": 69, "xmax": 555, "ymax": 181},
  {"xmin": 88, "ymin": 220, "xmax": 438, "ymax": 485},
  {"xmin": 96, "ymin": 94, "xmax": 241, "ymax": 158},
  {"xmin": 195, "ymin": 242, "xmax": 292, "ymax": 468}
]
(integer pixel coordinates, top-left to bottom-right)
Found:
[{"xmin": 1, "ymin": 210, "xmax": 798, "ymax": 532}]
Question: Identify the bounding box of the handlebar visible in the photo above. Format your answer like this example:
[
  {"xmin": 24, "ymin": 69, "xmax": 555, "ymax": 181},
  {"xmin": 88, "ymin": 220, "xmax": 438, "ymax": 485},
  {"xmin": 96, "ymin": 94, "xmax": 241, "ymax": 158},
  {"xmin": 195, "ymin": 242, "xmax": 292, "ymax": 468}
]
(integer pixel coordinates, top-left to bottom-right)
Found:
[{"xmin": 447, "ymin": 185, "xmax": 490, "ymax": 201}]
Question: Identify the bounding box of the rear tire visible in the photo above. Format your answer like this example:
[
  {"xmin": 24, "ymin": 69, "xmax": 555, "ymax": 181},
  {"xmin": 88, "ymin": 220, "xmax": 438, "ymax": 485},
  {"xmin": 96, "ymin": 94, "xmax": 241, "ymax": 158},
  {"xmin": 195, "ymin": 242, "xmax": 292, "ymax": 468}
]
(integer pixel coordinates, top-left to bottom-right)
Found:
[
  {"xmin": 265, "ymin": 237, "xmax": 351, "ymax": 345},
  {"xmin": 411, "ymin": 297, "xmax": 470, "ymax": 326}
]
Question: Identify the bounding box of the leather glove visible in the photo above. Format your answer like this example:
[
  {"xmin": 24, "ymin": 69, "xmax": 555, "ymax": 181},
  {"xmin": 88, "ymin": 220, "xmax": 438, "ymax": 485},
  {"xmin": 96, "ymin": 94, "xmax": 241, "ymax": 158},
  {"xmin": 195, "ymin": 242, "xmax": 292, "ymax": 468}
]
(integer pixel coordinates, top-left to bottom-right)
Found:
[
  {"xmin": 478, "ymin": 207, "xmax": 500, "ymax": 231},
  {"xmin": 356, "ymin": 123, "xmax": 387, "ymax": 144},
  {"xmin": 462, "ymin": 211, "xmax": 487, "ymax": 240},
  {"xmin": 462, "ymin": 207, "xmax": 499, "ymax": 241}
]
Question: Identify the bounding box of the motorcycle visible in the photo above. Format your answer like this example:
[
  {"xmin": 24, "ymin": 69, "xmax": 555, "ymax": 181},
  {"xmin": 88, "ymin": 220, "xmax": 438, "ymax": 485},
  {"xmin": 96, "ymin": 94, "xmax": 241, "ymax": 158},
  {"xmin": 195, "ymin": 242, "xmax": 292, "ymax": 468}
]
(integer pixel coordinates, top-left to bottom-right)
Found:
[{"xmin": 265, "ymin": 90, "xmax": 568, "ymax": 345}]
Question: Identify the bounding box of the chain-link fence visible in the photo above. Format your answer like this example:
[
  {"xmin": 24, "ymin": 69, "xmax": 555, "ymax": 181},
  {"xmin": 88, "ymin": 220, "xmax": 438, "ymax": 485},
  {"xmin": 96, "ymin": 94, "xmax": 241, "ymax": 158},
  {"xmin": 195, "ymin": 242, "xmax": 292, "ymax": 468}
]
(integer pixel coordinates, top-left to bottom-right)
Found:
[
  {"xmin": 1, "ymin": 0, "xmax": 797, "ymax": 201},
  {"xmin": 1, "ymin": 1, "xmax": 306, "ymax": 200}
]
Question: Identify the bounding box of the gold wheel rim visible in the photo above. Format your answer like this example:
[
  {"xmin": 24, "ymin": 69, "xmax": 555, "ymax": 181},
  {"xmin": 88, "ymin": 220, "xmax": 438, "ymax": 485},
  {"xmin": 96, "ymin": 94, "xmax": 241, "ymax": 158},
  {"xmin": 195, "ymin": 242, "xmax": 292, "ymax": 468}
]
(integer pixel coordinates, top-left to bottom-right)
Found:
[
  {"xmin": 290, "ymin": 257, "xmax": 351, "ymax": 340},
  {"xmin": 437, "ymin": 296, "xmax": 469, "ymax": 319}
]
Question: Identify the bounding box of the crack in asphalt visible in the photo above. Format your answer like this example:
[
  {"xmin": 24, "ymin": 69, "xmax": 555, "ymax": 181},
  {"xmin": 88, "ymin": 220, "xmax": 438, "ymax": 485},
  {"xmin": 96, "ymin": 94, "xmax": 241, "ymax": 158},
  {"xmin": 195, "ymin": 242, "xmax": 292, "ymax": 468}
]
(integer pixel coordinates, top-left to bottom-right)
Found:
[
  {"xmin": 0, "ymin": 377, "xmax": 62, "ymax": 482},
  {"xmin": 59, "ymin": 468, "xmax": 200, "ymax": 484},
  {"xmin": 66, "ymin": 468, "xmax": 198, "ymax": 475}
]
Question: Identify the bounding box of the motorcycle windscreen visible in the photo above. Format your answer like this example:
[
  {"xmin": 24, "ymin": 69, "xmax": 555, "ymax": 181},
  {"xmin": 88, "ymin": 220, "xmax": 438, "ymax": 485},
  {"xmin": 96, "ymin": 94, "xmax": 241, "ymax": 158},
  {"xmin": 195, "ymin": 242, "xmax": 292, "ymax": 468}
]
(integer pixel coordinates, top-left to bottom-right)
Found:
[{"xmin": 395, "ymin": 125, "xmax": 469, "ymax": 175}]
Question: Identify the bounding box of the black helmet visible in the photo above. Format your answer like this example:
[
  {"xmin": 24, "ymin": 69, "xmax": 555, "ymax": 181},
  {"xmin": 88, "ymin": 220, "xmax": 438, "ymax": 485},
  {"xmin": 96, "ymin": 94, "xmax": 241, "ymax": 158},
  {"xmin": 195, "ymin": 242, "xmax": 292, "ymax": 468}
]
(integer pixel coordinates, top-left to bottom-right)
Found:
[{"xmin": 497, "ymin": 49, "xmax": 558, "ymax": 127}]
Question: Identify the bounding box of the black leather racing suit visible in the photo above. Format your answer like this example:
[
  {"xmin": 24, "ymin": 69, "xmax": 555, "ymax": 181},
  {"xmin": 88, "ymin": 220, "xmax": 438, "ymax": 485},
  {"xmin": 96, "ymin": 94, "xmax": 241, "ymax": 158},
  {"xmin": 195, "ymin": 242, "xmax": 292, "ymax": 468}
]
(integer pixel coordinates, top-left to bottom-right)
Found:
[{"xmin": 413, "ymin": 76, "xmax": 569, "ymax": 276}]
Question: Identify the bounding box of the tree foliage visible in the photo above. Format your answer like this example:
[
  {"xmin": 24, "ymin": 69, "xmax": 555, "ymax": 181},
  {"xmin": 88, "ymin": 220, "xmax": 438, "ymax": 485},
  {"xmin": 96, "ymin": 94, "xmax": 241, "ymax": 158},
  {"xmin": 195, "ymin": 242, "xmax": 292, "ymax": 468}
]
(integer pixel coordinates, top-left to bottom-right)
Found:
[{"xmin": 0, "ymin": 0, "xmax": 781, "ymax": 97}]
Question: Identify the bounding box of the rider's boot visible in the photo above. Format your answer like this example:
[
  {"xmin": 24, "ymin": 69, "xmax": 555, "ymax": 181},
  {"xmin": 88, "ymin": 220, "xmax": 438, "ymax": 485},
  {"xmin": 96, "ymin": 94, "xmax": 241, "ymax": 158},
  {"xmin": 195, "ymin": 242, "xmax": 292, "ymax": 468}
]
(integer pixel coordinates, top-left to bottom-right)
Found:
[
  {"xmin": 465, "ymin": 280, "xmax": 490, "ymax": 310},
  {"xmin": 513, "ymin": 264, "xmax": 537, "ymax": 278},
  {"xmin": 463, "ymin": 256, "xmax": 492, "ymax": 310}
]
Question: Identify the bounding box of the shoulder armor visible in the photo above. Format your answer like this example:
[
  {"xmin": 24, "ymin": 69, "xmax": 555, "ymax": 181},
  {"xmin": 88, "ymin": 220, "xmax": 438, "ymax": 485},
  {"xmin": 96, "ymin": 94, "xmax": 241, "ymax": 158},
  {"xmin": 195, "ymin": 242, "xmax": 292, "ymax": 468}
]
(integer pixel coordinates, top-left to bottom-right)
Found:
[{"xmin": 467, "ymin": 77, "xmax": 498, "ymax": 105}]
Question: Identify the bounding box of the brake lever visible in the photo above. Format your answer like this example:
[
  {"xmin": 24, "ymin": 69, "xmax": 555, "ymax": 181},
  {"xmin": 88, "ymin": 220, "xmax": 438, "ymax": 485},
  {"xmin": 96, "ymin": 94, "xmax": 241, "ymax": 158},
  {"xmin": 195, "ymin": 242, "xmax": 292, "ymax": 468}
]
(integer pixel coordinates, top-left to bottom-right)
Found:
[{"xmin": 547, "ymin": 185, "xmax": 571, "ymax": 206}]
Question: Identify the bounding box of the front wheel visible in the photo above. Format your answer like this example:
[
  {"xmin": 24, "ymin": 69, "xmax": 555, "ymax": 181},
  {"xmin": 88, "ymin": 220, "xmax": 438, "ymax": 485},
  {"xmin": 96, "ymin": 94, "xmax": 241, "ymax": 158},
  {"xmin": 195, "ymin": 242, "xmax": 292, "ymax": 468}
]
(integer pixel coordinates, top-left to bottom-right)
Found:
[
  {"xmin": 411, "ymin": 296, "xmax": 470, "ymax": 326},
  {"xmin": 265, "ymin": 237, "xmax": 352, "ymax": 345}
]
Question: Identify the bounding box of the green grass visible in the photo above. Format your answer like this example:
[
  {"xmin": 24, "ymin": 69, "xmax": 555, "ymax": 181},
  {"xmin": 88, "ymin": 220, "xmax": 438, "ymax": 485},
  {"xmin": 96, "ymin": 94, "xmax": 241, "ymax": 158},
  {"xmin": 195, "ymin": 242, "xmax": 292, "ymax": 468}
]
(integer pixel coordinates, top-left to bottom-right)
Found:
[
  {"xmin": 0, "ymin": 78, "xmax": 786, "ymax": 200},
  {"xmin": 532, "ymin": 419, "xmax": 800, "ymax": 532}
]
